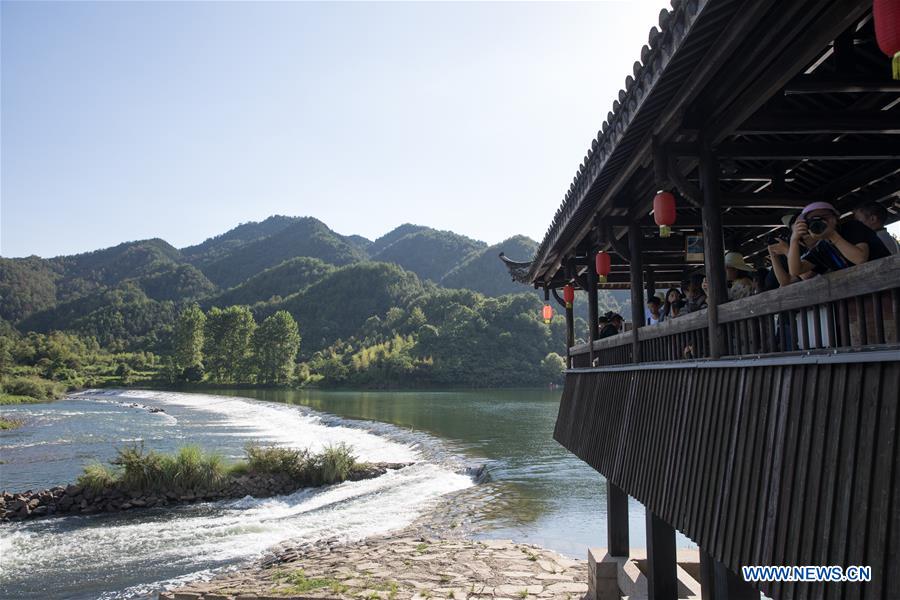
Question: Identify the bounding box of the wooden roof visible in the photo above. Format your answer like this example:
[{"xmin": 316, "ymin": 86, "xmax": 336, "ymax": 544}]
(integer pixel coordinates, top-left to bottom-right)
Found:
[{"xmin": 502, "ymin": 0, "xmax": 900, "ymax": 288}]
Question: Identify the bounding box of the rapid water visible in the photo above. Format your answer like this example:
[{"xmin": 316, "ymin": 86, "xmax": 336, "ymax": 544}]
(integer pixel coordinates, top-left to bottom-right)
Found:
[{"xmin": 0, "ymin": 390, "xmax": 474, "ymax": 600}]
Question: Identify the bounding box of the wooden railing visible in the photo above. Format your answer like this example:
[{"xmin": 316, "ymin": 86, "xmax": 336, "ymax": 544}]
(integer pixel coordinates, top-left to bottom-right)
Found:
[{"xmin": 568, "ymin": 254, "xmax": 900, "ymax": 367}]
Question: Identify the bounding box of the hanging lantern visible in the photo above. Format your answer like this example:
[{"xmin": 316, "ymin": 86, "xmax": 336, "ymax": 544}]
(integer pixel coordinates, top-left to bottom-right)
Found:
[
  {"xmin": 653, "ymin": 190, "xmax": 677, "ymax": 238},
  {"xmin": 595, "ymin": 251, "xmax": 611, "ymax": 284},
  {"xmin": 542, "ymin": 304, "xmax": 554, "ymax": 324},
  {"xmin": 874, "ymin": 0, "xmax": 900, "ymax": 79},
  {"xmin": 563, "ymin": 284, "xmax": 575, "ymax": 308}
]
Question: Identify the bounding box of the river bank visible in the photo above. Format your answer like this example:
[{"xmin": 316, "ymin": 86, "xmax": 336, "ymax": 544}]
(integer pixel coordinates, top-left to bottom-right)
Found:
[{"xmin": 164, "ymin": 534, "xmax": 588, "ymax": 600}]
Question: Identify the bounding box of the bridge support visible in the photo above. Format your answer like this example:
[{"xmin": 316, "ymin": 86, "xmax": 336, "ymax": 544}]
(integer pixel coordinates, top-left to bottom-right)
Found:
[
  {"xmin": 700, "ymin": 550, "xmax": 759, "ymax": 600},
  {"xmin": 607, "ymin": 482, "xmax": 630, "ymax": 557},
  {"xmin": 646, "ymin": 509, "xmax": 678, "ymax": 600}
]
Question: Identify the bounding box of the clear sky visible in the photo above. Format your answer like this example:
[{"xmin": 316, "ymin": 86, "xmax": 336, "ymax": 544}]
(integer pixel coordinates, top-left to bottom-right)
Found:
[{"xmin": 2, "ymin": 0, "xmax": 671, "ymax": 258}]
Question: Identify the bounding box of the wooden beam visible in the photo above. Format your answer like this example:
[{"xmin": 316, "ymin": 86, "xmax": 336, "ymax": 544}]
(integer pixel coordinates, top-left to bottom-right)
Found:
[
  {"xmin": 735, "ymin": 111, "xmax": 900, "ymax": 134},
  {"xmin": 784, "ymin": 77, "xmax": 900, "ymax": 95},
  {"xmin": 609, "ymin": 214, "xmax": 788, "ymax": 228},
  {"xmin": 706, "ymin": 0, "xmax": 870, "ymax": 143},
  {"xmin": 715, "ymin": 141, "xmax": 900, "ymax": 160},
  {"xmin": 720, "ymin": 193, "xmax": 811, "ymax": 208}
]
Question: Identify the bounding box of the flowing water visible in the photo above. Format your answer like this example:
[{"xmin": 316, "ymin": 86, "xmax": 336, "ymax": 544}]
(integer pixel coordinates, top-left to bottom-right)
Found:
[{"xmin": 0, "ymin": 388, "xmax": 669, "ymax": 600}]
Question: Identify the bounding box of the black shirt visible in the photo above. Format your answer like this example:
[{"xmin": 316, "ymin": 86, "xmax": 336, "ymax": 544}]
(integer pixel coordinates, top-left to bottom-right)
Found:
[{"xmin": 802, "ymin": 220, "xmax": 890, "ymax": 274}]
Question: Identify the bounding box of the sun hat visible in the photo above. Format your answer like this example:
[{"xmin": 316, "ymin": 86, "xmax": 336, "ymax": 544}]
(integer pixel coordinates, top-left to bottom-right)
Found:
[
  {"xmin": 781, "ymin": 213, "xmax": 798, "ymax": 228},
  {"xmin": 724, "ymin": 251, "xmax": 754, "ymax": 272},
  {"xmin": 800, "ymin": 201, "xmax": 839, "ymax": 217}
]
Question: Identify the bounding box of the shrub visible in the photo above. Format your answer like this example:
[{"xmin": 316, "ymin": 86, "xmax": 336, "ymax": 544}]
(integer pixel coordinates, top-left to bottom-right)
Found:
[
  {"xmin": 311, "ymin": 443, "xmax": 356, "ymax": 485},
  {"xmin": 244, "ymin": 443, "xmax": 310, "ymax": 480},
  {"xmin": 1, "ymin": 376, "xmax": 66, "ymax": 401},
  {"xmin": 78, "ymin": 461, "xmax": 117, "ymax": 491},
  {"xmin": 112, "ymin": 443, "xmax": 226, "ymax": 492}
]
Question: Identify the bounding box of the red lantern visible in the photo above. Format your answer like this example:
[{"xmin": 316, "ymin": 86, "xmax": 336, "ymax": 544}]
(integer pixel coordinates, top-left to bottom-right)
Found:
[
  {"xmin": 563, "ymin": 284, "xmax": 575, "ymax": 308},
  {"xmin": 653, "ymin": 190, "xmax": 677, "ymax": 238},
  {"xmin": 595, "ymin": 251, "xmax": 611, "ymax": 284},
  {"xmin": 874, "ymin": 0, "xmax": 900, "ymax": 79},
  {"xmin": 542, "ymin": 304, "xmax": 553, "ymax": 324}
]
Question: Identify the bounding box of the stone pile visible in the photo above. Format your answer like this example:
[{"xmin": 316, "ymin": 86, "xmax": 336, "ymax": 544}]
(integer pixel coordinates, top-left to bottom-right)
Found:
[
  {"xmin": 163, "ymin": 536, "xmax": 588, "ymax": 600},
  {"xmin": 0, "ymin": 462, "xmax": 409, "ymax": 522}
]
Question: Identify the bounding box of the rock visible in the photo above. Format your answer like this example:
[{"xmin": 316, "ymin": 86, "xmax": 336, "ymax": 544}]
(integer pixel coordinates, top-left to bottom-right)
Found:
[
  {"xmin": 31, "ymin": 506, "xmax": 48, "ymax": 516},
  {"xmin": 545, "ymin": 582, "xmax": 588, "ymax": 593}
]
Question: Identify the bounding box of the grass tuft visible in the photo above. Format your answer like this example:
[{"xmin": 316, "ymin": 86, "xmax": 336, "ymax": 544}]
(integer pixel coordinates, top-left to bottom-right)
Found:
[
  {"xmin": 76, "ymin": 442, "xmax": 360, "ymax": 495},
  {"xmin": 78, "ymin": 461, "xmax": 117, "ymax": 491}
]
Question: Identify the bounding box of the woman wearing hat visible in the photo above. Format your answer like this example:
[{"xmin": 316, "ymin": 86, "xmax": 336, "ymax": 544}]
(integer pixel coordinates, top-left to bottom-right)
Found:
[
  {"xmin": 724, "ymin": 251, "xmax": 754, "ymax": 300},
  {"xmin": 788, "ymin": 201, "xmax": 890, "ymax": 277}
]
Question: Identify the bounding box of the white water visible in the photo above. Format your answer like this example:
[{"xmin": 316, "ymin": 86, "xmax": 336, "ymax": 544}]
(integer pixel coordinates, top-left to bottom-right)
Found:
[{"xmin": 0, "ymin": 390, "xmax": 474, "ymax": 600}]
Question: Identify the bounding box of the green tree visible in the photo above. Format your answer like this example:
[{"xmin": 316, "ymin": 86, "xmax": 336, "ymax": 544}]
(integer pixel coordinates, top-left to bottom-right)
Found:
[
  {"xmin": 253, "ymin": 310, "xmax": 301, "ymax": 385},
  {"xmin": 203, "ymin": 306, "xmax": 256, "ymax": 383},
  {"xmin": 539, "ymin": 352, "xmax": 566, "ymax": 384},
  {"xmin": 173, "ymin": 304, "xmax": 206, "ymax": 378}
]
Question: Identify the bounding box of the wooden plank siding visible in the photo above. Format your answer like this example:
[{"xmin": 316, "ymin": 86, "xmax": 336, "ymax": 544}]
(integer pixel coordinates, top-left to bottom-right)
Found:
[{"xmin": 554, "ymin": 354, "xmax": 900, "ymax": 599}]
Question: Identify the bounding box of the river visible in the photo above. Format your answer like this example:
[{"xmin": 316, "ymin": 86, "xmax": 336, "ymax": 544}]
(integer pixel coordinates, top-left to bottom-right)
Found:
[{"xmin": 0, "ymin": 388, "xmax": 660, "ymax": 599}]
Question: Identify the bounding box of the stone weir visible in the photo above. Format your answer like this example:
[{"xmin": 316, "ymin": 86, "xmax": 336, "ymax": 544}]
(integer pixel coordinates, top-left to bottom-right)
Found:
[{"xmin": 0, "ymin": 462, "xmax": 411, "ymax": 522}]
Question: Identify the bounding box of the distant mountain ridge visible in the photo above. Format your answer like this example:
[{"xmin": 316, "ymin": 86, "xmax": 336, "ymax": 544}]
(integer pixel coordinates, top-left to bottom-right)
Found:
[{"xmin": 0, "ymin": 216, "xmax": 541, "ymax": 339}]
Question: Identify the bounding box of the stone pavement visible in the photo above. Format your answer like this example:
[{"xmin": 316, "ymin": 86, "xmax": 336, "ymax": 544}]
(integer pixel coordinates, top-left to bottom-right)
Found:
[{"xmin": 162, "ymin": 536, "xmax": 588, "ymax": 600}]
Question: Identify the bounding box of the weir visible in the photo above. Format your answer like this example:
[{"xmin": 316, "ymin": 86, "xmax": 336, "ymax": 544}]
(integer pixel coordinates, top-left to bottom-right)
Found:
[{"xmin": 501, "ymin": 1, "xmax": 900, "ymax": 598}]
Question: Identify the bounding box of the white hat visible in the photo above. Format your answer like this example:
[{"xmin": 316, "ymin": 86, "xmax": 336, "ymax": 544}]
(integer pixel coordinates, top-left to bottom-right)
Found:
[{"xmin": 724, "ymin": 251, "xmax": 754, "ymax": 272}]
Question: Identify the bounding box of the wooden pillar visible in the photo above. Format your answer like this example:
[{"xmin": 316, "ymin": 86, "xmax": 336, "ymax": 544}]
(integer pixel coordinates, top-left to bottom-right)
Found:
[
  {"xmin": 628, "ymin": 223, "xmax": 644, "ymax": 362},
  {"xmin": 699, "ymin": 137, "xmax": 727, "ymax": 359},
  {"xmin": 587, "ymin": 265, "xmax": 599, "ymax": 364},
  {"xmin": 646, "ymin": 510, "xmax": 678, "ymax": 600},
  {"xmin": 565, "ymin": 302, "xmax": 575, "ymax": 368},
  {"xmin": 700, "ymin": 549, "xmax": 759, "ymax": 600},
  {"xmin": 607, "ymin": 482, "xmax": 630, "ymax": 557}
]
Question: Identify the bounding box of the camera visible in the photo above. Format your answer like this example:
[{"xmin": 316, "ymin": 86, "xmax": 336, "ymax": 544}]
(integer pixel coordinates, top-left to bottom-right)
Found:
[
  {"xmin": 766, "ymin": 228, "xmax": 789, "ymax": 245},
  {"xmin": 807, "ymin": 216, "xmax": 829, "ymax": 235}
]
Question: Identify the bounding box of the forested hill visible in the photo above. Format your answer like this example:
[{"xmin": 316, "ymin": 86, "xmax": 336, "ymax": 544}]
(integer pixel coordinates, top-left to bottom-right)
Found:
[{"xmin": 0, "ymin": 217, "xmax": 629, "ymax": 388}]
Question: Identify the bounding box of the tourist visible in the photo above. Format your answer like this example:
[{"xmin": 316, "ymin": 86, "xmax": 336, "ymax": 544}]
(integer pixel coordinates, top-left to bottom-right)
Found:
[
  {"xmin": 646, "ymin": 296, "xmax": 662, "ymax": 325},
  {"xmin": 751, "ymin": 268, "xmax": 772, "ymax": 294},
  {"xmin": 599, "ymin": 312, "xmax": 622, "ymax": 338},
  {"xmin": 789, "ymin": 201, "xmax": 890, "ymax": 278},
  {"xmin": 661, "ymin": 287, "xmax": 684, "ymax": 320},
  {"xmin": 724, "ymin": 252, "xmax": 754, "ymax": 300},
  {"xmin": 853, "ymin": 201, "xmax": 899, "ymax": 255},
  {"xmin": 684, "ymin": 274, "xmax": 707, "ymax": 313}
]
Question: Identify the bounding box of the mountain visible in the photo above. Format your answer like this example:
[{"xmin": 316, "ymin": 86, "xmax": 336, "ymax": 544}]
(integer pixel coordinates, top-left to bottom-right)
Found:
[
  {"xmin": 198, "ymin": 217, "xmax": 366, "ymax": 288},
  {"xmin": 440, "ymin": 235, "xmax": 538, "ymax": 296},
  {"xmin": 0, "ymin": 239, "xmax": 214, "ymax": 324},
  {"xmin": 181, "ymin": 215, "xmax": 300, "ymax": 266},
  {"xmin": 204, "ymin": 257, "xmax": 336, "ymax": 308},
  {"xmin": 369, "ymin": 227, "xmax": 485, "ymax": 282},
  {"xmin": 368, "ymin": 224, "xmax": 430, "ymax": 256},
  {"xmin": 265, "ymin": 261, "xmax": 426, "ymax": 354},
  {"xmin": 1, "ymin": 216, "xmax": 547, "ymax": 352}
]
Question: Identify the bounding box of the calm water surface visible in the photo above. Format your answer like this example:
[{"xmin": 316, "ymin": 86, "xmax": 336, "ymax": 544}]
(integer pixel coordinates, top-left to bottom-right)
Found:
[{"xmin": 0, "ymin": 388, "xmax": 667, "ymax": 600}]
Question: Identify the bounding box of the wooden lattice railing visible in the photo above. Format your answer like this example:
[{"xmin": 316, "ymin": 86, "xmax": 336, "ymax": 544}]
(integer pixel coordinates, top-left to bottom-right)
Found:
[{"xmin": 569, "ymin": 254, "xmax": 900, "ymax": 367}]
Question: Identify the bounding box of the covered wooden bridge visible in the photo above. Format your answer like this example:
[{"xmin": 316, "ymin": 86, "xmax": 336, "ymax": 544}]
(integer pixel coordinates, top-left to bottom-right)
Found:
[{"xmin": 501, "ymin": 1, "xmax": 899, "ymax": 599}]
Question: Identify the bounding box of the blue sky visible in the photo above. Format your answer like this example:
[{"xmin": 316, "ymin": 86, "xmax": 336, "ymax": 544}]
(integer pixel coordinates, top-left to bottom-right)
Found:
[{"xmin": 1, "ymin": 0, "xmax": 669, "ymax": 258}]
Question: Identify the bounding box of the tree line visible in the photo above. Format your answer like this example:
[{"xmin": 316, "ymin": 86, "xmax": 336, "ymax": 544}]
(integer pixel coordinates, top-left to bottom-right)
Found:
[{"xmin": 169, "ymin": 305, "xmax": 300, "ymax": 385}]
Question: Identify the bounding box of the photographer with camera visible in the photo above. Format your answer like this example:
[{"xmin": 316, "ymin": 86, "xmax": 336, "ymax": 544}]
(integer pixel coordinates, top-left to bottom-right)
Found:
[{"xmin": 788, "ymin": 201, "xmax": 889, "ymax": 278}]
